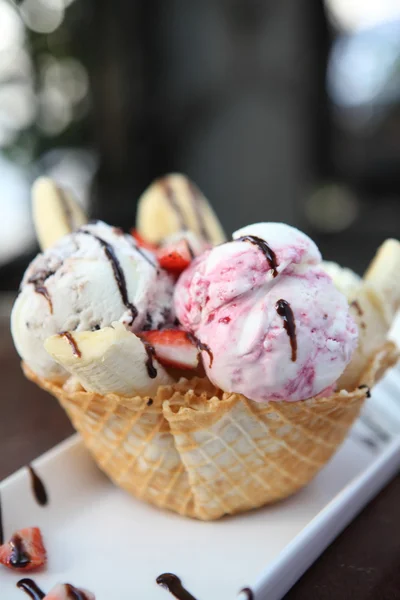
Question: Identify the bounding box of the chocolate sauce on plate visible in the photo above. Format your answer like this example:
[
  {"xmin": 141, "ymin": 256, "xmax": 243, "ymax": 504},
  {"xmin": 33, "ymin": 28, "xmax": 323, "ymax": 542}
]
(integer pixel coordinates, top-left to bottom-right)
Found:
[
  {"xmin": 143, "ymin": 342, "xmax": 158, "ymax": 378},
  {"xmin": 59, "ymin": 332, "xmax": 81, "ymax": 358},
  {"xmin": 28, "ymin": 465, "xmax": 48, "ymax": 506},
  {"xmin": 10, "ymin": 534, "xmax": 31, "ymax": 568},
  {"xmin": 65, "ymin": 583, "xmax": 90, "ymax": 599},
  {"xmin": 238, "ymin": 235, "xmax": 278, "ymax": 277},
  {"xmin": 17, "ymin": 580, "xmax": 90, "ymax": 600},
  {"xmin": 0, "ymin": 491, "xmax": 4, "ymax": 544},
  {"xmin": 276, "ymin": 299, "xmax": 297, "ymax": 362},
  {"xmin": 28, "ymin": 271, "xmax": 55, "ymax": 314},
  {"xmin": 240, "ymin": 588, "xmax": 254, "ymax": 600},
  {"xmin": 81, "ymin": 231, "xmax": 138, "ymax": 325},
  {"xmin": 16, "ymin": 578, "xmax": 45, "ymax": 599},
  {"xmin": 156, "ymin": 573, "xmax": 198, "ymax": 600}
]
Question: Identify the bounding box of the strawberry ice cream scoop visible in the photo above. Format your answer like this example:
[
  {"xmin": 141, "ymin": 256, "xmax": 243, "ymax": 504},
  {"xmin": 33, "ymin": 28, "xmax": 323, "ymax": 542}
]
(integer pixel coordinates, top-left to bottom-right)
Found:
[{"xmin": 174, "ymin": 223, "xmax": 358, "ymax": 402}]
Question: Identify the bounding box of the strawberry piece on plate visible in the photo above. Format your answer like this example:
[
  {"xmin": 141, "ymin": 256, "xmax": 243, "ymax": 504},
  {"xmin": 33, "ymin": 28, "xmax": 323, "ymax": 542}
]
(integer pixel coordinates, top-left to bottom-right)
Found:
[
  {"xmin": 157, "ymin": 240, "xmax": 193, "ymax": 275},
  {"xmin": 139, "ymin": 329, "xmax": 199, "ymax": 369},
  {"xmin": 130, "ymin": 229, "xmax": 158, "ymax": 252},
  {"xmin": 0, "ymin": 527, "xmax": 46, "ymax": 571}
]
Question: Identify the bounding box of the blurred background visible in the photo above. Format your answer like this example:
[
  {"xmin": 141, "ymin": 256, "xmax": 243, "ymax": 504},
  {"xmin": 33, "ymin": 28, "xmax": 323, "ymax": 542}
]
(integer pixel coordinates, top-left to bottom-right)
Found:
[{"xmin": 1, "ymin": 0, "xmax": 400, "ymax": 292}]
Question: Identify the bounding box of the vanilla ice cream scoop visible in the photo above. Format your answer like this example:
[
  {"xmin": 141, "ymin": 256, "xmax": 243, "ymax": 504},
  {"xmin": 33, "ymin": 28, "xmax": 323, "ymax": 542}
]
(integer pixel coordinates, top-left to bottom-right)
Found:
[
  {"xmin": 12, "ymin": 221, "xmax": 174, "ymax": 380},
  {"xmin": 174, "ymin": 222, "xmax": 358, "ymax": 402}
]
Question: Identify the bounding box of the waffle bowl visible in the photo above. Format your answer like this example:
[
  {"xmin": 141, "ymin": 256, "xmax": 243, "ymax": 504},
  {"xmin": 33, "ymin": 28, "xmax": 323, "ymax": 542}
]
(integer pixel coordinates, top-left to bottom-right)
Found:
[{"xmin": 23, "ymin": 340, "xmax": 398, "ymax": 521}]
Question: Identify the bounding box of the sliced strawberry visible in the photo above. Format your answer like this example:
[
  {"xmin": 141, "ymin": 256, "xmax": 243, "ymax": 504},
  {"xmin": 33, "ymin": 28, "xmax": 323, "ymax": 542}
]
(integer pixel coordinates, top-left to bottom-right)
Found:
[
  {"xmin": 0, "ymin": 527, "xmax": 46, "ymax": 572},
  {"xmin": 130, "ymin": 229, "xmax": 158, "ymax": 251},
  {"xmin": 46, "ymin": 583, "xmax": 95, "ymax": 600},
  {"xmin": 157, "ymin": 240, "xmax": 193, "ymax": 275},
  {"xmin": 138, "ymin": 329, "xmax": 199, "ymax": 369}
]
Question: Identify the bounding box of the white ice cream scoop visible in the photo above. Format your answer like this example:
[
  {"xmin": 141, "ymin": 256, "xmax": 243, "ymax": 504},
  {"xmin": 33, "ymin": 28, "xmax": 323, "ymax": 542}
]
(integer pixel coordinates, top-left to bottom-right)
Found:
[{"xmin": 11, "ymin": 221, "xmax": 174, "ymax": 381}]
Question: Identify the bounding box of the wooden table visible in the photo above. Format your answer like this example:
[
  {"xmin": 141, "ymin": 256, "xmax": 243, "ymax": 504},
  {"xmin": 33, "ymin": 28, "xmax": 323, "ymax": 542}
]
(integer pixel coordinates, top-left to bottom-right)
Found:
[{"xmin": 1, "ymin": 320, "xmax": 399, "ymax": 599}]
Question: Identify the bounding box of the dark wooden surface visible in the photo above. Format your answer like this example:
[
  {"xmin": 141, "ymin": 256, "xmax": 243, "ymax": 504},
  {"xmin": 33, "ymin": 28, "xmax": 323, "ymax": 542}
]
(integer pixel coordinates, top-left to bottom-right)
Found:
[
  {"xmin": 0, "ymin": 320, "xmax": 73, "ymax": 480},
  {"xmin": 1, "ymin": 320, "xmax": 399, "ymax": 599}
]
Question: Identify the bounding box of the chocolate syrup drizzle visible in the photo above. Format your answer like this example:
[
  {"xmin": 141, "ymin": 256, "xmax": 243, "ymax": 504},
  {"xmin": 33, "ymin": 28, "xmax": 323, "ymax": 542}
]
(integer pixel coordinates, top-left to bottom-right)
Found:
[
  {"xmin": 57, "ymin": 186, "xmax": 74, "ymax": 231},
  {"xmin": 143, "ymin": 342, "xmax": 158, "ymax": 378},
  {"xmin": 240, "ymin": 588, "xmax": 254, "ymax": 600},
  {"xmin": 187, "ymin": 333, "xmax": 214, "ymax": 368},
  {"xmin": 17, "ymin": 580, "xmax": 89, "ymax": 600},
  {"xmin": 16, "ymin": 579, "xmax": 45, "ymax": 599},
  {"xmin": 126, "ymin": 230, "xmax": 157, "ymax": 268},
  {"xmin": 135, "ymin": 244, "xmax": 158, "ymax": 269},
  {"xmin": 196, "ymin": 339, "xmax": 213, "ymax": 368},
  {"xmin": 238, "ymin": 235, "xmax": 278, "ymax": 277},
  {"xmin": 350, "ymin": 300, "xmax": 363, "ymax": 316},
  {"xmin": 10, "ymin": 534, "xmax": 31, "ymax": 568},
  {"xmin": 28, "ymin": 465, "xmax": 48, "ymax": 506},
  {"xmin": 27, "ymin": 270, "xmax": 55, "ymax": 313},
  {"xmin": 64, "ymin": 584, "xmax": 90, "ymax": 599},
  {"xmin": 185, "ymin": 239, "xmax": 195, "ymax": 260},
  {"xmin": 187, "ymin": 181, "xmax": 210, "ymax": 242},
  {"xmin": 350, "ymin": 300, "xmax": 366, "ymax": 329},
  {"xmin": 59, "ymin": 332, "xmax": 82, "ymax": 358},
  {"xmin": 358, "ymin": 384, "xmax": 371, "ymax": 398},
  {"xmin": 276, "ymin": 299, "xmax": 297, "ymax": 362},
  {"xmin": 0, "ymin": 491, "xmax": 4, "ymax": 545},
  {"xmin": 156, "ymin": 573, "xmax": 198, "ymax": 600},
  {"xmin": 161, "ymin": 181, "xmax": 188, "ymax": 231},
  {"xmin": 81, "ymin": 230, "xmax": 138, "ymax": 325}
]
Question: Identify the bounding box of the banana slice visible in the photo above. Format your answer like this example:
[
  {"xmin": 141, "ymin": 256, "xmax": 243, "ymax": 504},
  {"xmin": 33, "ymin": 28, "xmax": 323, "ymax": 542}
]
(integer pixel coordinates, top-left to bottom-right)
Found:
[
  {"xmin": 136, "ymin": 173, "xmax": 226, "ymax": 245},
  {"xmin": 33, "ymin": 177, "xmax": 88, "ymax": 250},
  {"xmin": 364, "ymin": 238, "xmax": 400, "ymax": 324},
  {"xmin": 44, "ymin": 322, "xmax": 173, "ymax": 396},
  {"xmin": 339, "ymin": 238, "xmax": 400, "ymax": 390}
]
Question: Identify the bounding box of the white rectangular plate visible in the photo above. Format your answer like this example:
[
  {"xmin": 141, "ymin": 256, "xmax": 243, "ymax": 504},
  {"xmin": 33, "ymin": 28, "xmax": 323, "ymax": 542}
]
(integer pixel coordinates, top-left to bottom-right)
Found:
[{"xmin": 2, "ymin": 320, "xmax": 400, "ymax": 600}]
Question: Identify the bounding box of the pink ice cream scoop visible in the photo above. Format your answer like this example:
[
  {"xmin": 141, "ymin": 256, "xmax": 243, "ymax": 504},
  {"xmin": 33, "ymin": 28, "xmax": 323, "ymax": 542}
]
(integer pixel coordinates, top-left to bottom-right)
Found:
[{"xmin": 174, "ymin": 222, "xmax": 358, "ymax": 402}]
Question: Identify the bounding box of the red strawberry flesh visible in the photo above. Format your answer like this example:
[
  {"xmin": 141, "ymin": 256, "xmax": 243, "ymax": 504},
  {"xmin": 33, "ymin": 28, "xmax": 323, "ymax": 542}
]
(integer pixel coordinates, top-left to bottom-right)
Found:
[
  {"xmin": 157, "ymin": 240, "xmax": 193, "ymax": 275},
  {"xmin": 139, "ymin": 330, "xmax": 199, "ymax": 369},
  {"xmin": 0, "ymin": 527, "xmax": 46, "ymax": 572}
]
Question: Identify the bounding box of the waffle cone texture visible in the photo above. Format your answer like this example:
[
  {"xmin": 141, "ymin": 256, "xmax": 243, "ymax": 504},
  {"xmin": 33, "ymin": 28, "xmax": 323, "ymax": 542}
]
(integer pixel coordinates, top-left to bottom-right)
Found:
[{"xmin": 24, "ymin": 342, "xmax": 398, "ymax": 520}]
